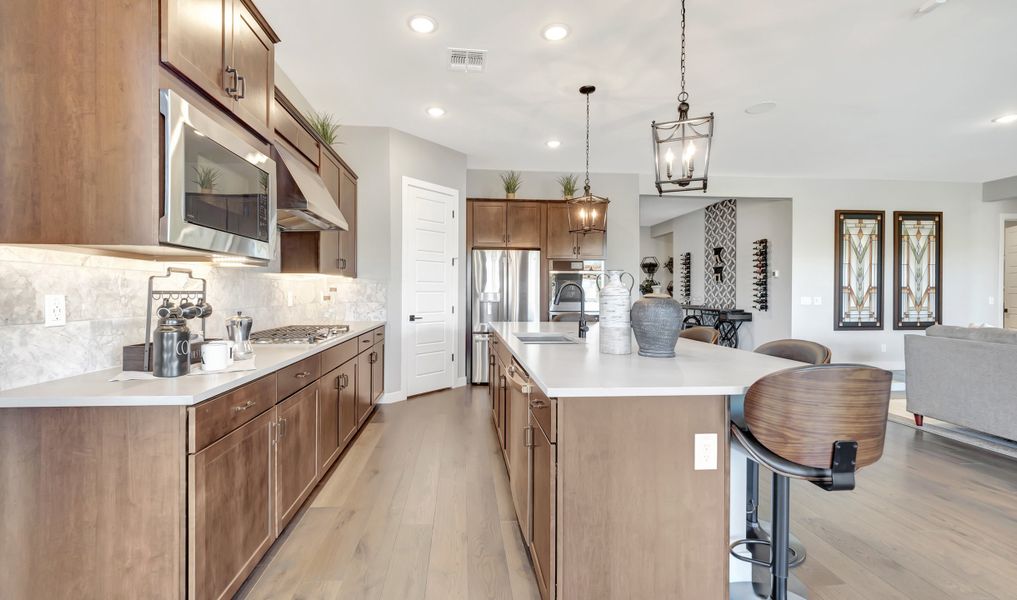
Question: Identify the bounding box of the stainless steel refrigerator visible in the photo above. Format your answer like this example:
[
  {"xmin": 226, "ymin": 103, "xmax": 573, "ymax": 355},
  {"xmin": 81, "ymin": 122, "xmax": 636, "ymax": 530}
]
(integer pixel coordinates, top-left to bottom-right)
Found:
[{"xmin": 470, "ymin": 249, "xmax": 541, "ymax": 383}]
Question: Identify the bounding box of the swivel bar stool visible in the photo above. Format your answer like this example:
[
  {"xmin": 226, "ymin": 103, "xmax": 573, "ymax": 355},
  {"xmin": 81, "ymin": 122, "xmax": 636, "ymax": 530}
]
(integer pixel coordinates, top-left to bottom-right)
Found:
[
  {"xmin": 730, "ymin": 364, "xmax": 892, "ymax": 599},
  {"xmin": 679, "ymin": 325, "xmax": 721, "ymax": 344},
  {"xmin": 746, "ymin": 340, "xmax": 832, "ymax": 573}
]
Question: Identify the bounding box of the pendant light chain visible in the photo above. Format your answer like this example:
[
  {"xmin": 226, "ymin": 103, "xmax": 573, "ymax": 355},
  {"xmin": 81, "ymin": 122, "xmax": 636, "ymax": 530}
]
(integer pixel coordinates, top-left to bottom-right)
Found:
[
  {"xmin": 584, "ymin": 91, "xmax": 591, "ymax": 193},
  {"xmin": 679, "ymin": 0, "xmax": 688, "ymax": 103}
]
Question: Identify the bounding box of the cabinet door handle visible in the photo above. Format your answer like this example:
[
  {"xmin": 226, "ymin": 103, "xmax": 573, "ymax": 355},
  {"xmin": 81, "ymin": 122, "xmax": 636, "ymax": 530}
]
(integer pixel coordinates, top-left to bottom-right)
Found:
[
  {"xmin": 530, "ymin": 397, "xmax": 549, "ymax": 409},
  {"xmin": 335, "ymin": 375, "xmax": 341, "ymax": 390},
  {"xmin": 224, "ymin": 66, "xmax": 239, "ymax": 98},
  {"xmin": 295, "ymin": 371, "xmax": 312, "ymax": 379},
  {"xmin": 237, "ymin": 74, "xmax": 246, "ymax": 99},
  {"xmin": 232, "ymin": 399, "xmax": 256, "ymax": 412}
]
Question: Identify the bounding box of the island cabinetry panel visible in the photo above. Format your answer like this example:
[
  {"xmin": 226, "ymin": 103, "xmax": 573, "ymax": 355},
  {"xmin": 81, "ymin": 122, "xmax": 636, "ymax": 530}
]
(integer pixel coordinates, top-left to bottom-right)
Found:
[
  {"xmin": 0, "ymin": 406, "xmax": 186, "ymax": 599},
  {"xmin": 529, "ymin": 403, "xmax": 556, "ymax": 600},
  {"xmin": 505, "ymin": 362, "xmax": 531, "ymax": 533},
  {"xmin": 274, "ymin": 383, "xmax": 319, "ymax": 533},
  {"xmin": 189, "ymin": 407, "xmax": 276, "ymax": 600},
  {"xmin": 556, "ymin": 395, "xmax": 729, "ymax": 599}
]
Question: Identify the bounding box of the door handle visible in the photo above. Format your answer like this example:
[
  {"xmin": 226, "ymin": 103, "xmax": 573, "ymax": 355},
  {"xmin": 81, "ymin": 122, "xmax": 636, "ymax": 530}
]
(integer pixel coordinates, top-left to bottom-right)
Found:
[
  {"xmin": 224, "ymin": 66, "xmax": 239, "ymax": 98},
  {"xmin": 237, "ymin": 74, "xmax": 246, "ymax": 99},
  {"xmin": 409, "ymin": 315, "xmax": 422, "ymax": 321}
]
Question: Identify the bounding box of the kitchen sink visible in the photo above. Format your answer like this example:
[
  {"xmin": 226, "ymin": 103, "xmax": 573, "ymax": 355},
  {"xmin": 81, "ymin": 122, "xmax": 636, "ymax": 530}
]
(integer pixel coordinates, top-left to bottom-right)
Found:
[{"xmin": 515, "ymin": 333, "xmax": 578, "ymax": 344}]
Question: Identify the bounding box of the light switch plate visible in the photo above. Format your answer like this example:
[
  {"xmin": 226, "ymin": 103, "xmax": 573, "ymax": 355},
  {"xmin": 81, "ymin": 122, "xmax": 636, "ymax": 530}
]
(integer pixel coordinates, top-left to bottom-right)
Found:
[
  {"xmin": 800, "ymin": 296, "xmax": 813, "ymax": 306},
  {"xmin": 813, "ymin": 296, "xmax": 823, "ymax": 306},
  {"xmin": 694, "ymin": 433, "xmax": 718, "ymax": 471},
  {"xmin": 44, "ymin": 294, "xmax": 66, "ymax": 327}
]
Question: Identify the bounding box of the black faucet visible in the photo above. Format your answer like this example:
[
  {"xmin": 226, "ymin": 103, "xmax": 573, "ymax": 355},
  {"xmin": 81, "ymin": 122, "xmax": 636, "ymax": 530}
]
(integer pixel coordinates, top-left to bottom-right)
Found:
[{"xmin": 552, "ymin": 282, "xmax": 589, "ymax": 338}]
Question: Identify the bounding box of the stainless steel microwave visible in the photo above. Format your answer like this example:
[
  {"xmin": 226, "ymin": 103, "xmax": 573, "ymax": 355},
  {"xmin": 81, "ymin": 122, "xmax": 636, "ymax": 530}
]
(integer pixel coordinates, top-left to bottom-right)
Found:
[{"xmin": 159, "ymin": 89, "xmax": 276, "ymax": 261}]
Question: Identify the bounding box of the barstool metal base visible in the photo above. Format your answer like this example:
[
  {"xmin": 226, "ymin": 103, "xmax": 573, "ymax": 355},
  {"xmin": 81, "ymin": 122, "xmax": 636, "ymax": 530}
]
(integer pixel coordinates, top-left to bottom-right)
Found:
[
  {"xmin": 753, "ymin": 520, "xmax": 808, "ymax": 567},
  {"xmin": 730, "ymin": 581, "xmax": 807, "ymax": 600}
]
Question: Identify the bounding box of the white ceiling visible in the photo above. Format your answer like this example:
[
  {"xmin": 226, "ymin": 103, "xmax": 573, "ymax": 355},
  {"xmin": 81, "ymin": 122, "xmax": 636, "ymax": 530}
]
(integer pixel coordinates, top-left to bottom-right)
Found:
[{"xmin": 260, "ymin": 0, "xmax": 1017, "ymax": 183}]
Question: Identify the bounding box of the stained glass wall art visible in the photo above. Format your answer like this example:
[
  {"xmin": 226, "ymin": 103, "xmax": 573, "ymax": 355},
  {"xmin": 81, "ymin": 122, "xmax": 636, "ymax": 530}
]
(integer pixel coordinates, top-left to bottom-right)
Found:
[
  {"xmin": 834, "ymin": 210, "xmax": 884, "ymax": 330},
  {"xmin": 893, "ymin": 212, "xmax": 942, "ymax": 330}
]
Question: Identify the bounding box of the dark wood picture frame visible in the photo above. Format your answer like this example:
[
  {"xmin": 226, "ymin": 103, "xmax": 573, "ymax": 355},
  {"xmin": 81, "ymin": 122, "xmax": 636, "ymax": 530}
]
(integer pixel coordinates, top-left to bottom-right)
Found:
[
  {"xmin": 834, "ymin": 210, "xmax": 885, "ymax": 331},
  {"xmin": 893, "ymin": 211, "xmax": 943, "ymax": 330}
]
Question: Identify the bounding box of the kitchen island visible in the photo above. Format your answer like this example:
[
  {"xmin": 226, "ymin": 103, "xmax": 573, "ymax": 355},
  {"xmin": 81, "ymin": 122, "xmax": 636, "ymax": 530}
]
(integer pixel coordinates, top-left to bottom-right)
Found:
[
  {"xmin": 0, "ymin": 321, "xmax": 386, "ymax": 600},
  {"xmin": 488, "ymin": 321, "xmax": 802, "ymax": 600}
]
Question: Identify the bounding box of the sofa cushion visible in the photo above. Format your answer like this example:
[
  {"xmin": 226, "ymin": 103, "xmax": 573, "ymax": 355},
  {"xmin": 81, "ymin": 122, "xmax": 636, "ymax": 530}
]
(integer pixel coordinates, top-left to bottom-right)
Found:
[{"xmin": 926, "ymin": 324, "xmax": 1017, "ymax": 346}]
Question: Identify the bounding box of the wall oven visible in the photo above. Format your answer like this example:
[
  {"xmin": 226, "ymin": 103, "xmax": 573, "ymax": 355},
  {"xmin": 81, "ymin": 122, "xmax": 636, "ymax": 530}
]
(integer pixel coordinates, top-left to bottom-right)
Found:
[
  {"xmin": 160, "ymin": 89, "xmax": 276, "ymax": 261},
  {"xmin": 548, "ymin": 259, "xmax": 605, "ymax": 318}
]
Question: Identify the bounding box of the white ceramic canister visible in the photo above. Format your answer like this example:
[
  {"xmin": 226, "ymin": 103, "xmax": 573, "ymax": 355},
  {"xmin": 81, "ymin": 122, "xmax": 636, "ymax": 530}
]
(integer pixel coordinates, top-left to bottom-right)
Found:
[{"xmin": 598, "ymin": 270, "xmax": 634, "ymax": 354}]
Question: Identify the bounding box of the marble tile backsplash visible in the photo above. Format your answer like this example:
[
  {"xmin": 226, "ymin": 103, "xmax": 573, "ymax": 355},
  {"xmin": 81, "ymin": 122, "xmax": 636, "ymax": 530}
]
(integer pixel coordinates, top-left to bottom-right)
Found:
[{"xmin": 0, "ymin": 246, "xmax": 386, "ymax": 391}]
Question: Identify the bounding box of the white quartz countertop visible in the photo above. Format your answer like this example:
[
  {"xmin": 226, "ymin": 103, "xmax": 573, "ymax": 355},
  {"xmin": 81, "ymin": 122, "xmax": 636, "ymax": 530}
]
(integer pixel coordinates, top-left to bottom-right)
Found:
[
  {"xmin": 0, "ymin": 321, "xmax": 385, "ymax": 408},
  {"xmin": 490, "ymin": 321, "xmax": 804, "ymax": 398}
]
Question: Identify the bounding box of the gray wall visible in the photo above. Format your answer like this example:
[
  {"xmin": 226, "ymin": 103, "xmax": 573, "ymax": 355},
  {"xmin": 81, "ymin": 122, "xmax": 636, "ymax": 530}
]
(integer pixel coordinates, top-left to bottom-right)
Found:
[
  {"xmin": 340, "ymin": 126, "xmax": 468, "ymax": 399},
  {"xmin": 648, "ymin": 198, "xmax": 793, "ymax": 349}
]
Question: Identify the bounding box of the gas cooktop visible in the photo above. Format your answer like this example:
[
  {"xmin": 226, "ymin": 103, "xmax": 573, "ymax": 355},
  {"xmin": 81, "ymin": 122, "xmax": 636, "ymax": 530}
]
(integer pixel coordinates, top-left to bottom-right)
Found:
[{"xmin": 250, "ymin": 325, "xmax": 351, "ymax": 345}]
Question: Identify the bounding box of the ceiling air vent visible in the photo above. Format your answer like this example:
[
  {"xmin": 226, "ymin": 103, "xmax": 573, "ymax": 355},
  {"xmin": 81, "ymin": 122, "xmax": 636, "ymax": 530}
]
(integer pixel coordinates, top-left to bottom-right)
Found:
[{"xmin": 447, "ymin": 48, "xmax": 486, "ymax": 72}]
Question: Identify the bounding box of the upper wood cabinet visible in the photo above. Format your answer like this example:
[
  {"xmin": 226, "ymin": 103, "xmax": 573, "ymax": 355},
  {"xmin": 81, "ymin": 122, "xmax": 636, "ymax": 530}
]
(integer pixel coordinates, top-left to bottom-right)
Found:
[
  {"xmin": 546, "ymin": 204, "xmax": 604, "ymax": 259},
  {"xmin": 471, "ymin": 201, "xmax": 544, "ymax": 249},
  {"xmin": 276, "ymin": 91, "xmax": 359, "ymax": 277},
  {"xmin": 161, "ymin": 0, "xmax": 279, "ymax": 139}
]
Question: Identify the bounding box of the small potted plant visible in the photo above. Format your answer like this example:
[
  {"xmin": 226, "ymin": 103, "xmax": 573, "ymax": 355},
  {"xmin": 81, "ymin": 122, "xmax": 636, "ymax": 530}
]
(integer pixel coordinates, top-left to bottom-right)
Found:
[
  {"xmin": 500, "ymin": 170, "xmax": 522, "ymax": 199},
  {"xmin": 557, "ymin": 173, "xmax": 579, "ymax": 199},
  {"xmin": 308, "ymin": 112, "xmax": 342, "ymax": 146},
  {"xmin": 192, "ymin": 166, "xmax": 221, "ymax": 194}
]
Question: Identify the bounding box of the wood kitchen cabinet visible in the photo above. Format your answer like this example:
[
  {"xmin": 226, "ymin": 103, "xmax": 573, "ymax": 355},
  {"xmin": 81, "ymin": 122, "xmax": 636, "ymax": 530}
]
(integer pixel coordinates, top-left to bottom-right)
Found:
[
  {"xmin": 505, "ymin": 362, "xmax": 531, "ymax": 531},
  {"xmin": 547, "ymin": 203, "xmax": 605, "ymax": 259},
  {"xmin": 529, "ymin": 411, "xmax": 556, "ymax": 600},
  {"xmin": 470, "ymin": 201, "xmax": 544, "ymax": 249},
  {"xmin": 275, "ymin": 384, "xmax": 319, "ymax": 533},
  {"xmin": 189, "ymin": 407, "xmax": 276, "ymax": 600},
  {"xmin": 276, "ymin": 90, "xmax": 359, "ymax": 277},
  {"xmin": 356, "ymin": 351, "xmax": 373, "ymax": 426},
  {"xmin": 161, "ymin": 0, "xmax": 279, "ymax": 139},
  {"xmin": 338, "ymin": 358, "xmax": 359, "ymax": 446},
  {"xmin": 371, "ymin": 342, "xmax": 385, "ymax": 404},
  {"xmin": 318, "ymin": 367, "xmax": 342, "ymax": 473}
]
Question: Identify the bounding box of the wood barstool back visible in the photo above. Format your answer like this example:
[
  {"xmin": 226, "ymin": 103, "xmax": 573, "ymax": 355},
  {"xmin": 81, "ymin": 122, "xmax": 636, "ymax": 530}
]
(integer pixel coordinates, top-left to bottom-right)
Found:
[
  {"xmin": 679, "ymin": 326, "xmax": 721, "ymax": 345},
  {"xmin": 754, "ymin": 339, "xmax": 831, "ymax": 366},
  {"xmin": 742, "ymin": 364, "xmax": 891, "ymax": 474}
]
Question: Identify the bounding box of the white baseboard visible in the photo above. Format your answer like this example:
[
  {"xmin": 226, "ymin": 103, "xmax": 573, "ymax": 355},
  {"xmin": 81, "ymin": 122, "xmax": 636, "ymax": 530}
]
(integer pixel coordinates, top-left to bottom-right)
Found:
[
  {"xmin": 378, "ymin": 391, "xmax": 407, "ymax": 405},
  {"xmin": 454, "ymin": 376, "xmax": 467, "ymax": 388}
]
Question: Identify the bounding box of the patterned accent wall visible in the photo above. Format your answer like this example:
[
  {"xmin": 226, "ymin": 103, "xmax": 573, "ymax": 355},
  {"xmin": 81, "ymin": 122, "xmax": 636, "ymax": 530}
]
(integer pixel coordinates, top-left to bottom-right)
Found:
[{"xmin": 704, "ymin": 199, "xmax": 737, "ymax": 308}]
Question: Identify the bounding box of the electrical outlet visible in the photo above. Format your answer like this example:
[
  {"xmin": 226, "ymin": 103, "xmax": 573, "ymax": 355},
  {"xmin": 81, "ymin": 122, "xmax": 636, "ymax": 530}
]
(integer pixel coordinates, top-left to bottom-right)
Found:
[
  {"xmin": 813, "ymin": 296, "xmax": 823, "ymax": 306},
  {"xmin": 989, "ymin": 296, "xmax": 995, "ymax": 305},
  {"xmin": 771, "ymin": 269, "xmax": 780, "ymax": 278},
  {"xmin": 44, "ymin": 294, "xmax": 66, "ymax": 327},
  {"xmin": 286, "ymin": 290, "xmax": 294, "ymax": 307},
  {"xmin": 881, "ymin": 344, "xmax": 887, "ymax": 353},
  {"xmin": 800, "ymin": 296, "xmax": 813, "ymax": 306},
  {"xmin": 694, "ymin": 433, "xmax": 718, "ymax": 471}
]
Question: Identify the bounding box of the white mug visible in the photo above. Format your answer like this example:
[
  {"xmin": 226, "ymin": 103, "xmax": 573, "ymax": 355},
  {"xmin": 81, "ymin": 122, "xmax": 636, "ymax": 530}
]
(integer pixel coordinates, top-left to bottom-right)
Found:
[{"xmin": 201, "ymin": 341, "xmax": 233, "ymax": 372}]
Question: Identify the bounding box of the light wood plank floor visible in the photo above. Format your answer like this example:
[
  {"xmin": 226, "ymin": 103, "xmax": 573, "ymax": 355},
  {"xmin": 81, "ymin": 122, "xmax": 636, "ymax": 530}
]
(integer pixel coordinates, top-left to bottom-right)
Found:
[
  {"xmin": 241, "ymin": 385, "xmax": 1017, "ymax": 600},
  {"xmin": 238, "ymin": 385, "xmax": 540, "ymax": 600}
]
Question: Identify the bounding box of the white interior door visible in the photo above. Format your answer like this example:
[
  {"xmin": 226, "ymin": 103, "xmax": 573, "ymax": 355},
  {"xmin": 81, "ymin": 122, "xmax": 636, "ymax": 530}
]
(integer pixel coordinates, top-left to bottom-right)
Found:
[
  {"xmin": 1005, "ymin": 224, "xmax": 1017, "ymax": 329},
  {"xmin": 402, "ymin": 177, "xmax": 459, "ymax": 397}
]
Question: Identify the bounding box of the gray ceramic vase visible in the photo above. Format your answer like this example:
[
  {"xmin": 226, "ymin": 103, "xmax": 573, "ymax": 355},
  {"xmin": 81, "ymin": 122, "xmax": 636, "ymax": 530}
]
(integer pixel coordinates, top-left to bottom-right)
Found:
[{"xmin": 630, "ymin": 289, "xmax": 683, "ymax": 358}]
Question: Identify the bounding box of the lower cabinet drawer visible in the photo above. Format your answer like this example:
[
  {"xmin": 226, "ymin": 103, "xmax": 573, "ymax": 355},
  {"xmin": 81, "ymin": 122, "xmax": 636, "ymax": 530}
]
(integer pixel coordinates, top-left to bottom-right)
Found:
[
  {"xmin": 358, "ymin": 332, "xmax": 375, "ymax": 352},
  {"xmin": 373, "ymin": 327, "xmax": 385, "ymax": 344},
  {"xmin": 189, "ymin": 374, "xmax": 276, "ymax": 453},
  {"xmin": 321, "ymin": 338, "xmax": 358, "ymax": 373},
  {"xmin": 277, "ymin": 355, "xmax": 321, "ymax": 400}
]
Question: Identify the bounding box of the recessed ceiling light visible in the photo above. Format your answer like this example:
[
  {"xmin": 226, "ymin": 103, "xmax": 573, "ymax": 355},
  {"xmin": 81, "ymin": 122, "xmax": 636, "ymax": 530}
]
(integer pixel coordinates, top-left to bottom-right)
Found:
[
  {"xmin": 542, "ymin": 24, "xmax": 570, "ymax": 42},
  {"xmin": 408, "ymin": 15, "xmax": 437, "ymax": 34},
  {"xmin": 992, "ymin": 113, "xmax": 1017, "ymax": 124},
  {"xmin": 546, "ymin": 140, "xmax": 561, "ymax": 149},
  {"xmin": 426, "ymin": 106, "xmax": 446, "ymax": 118},
  {"xmin": 745, "ymin": 102, "xmax": 777, "ymax": 115}
]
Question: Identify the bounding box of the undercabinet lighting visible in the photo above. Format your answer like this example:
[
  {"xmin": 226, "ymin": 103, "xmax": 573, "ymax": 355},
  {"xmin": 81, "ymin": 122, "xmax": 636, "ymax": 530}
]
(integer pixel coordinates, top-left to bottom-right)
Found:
[
  {"xmin": 212, "ymin": 254, "xmax": 260, "ymax": 268},
  {"xmin": 992, "ymin": 113, "xmax": 1017, "ymax": 124},
  {"xmin": 546, "ymin": 139, "xmax": 561, "ymax": 149},
  {"xmin": 542, "ymin": 24, "xmax": 570, "ymax": 42},
  {"xmin": 408, "ymin": 15, "xmax": 437, "ymax": 34},
  {"xmin": 426, "ymin": 106, "xmax": 446, "ymax": 118}
]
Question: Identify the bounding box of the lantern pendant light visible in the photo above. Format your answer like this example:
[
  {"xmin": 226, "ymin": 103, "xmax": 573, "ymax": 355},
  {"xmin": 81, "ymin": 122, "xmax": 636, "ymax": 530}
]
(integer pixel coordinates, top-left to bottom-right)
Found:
[
  {"xmin": 651, "ymin": 0, "xmax": 715, "ymax": 194},
  {"xmin": 568, "ymin": 85, "xmax": 609, "ymax": 235}
]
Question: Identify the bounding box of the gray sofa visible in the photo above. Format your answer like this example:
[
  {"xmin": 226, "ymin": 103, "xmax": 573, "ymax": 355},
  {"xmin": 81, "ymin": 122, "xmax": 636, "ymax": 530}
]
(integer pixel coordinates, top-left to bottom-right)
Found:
[{"xmin": 904, "ymin": 325, "xmax": 1017, "ymax": 441}]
